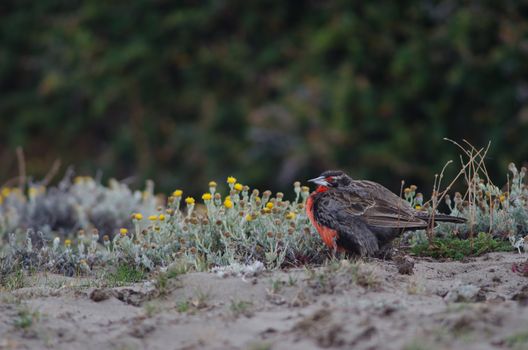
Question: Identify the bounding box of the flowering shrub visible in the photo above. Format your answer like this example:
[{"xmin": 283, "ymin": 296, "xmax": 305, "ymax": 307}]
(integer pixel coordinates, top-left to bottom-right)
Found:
[
  {"xmin": 0, "ymin": 176, "xmax": 328, "ymax": 278},
  {"xmin": 102, "ymin": 177, "xmax": 328, "ymax": 271}
]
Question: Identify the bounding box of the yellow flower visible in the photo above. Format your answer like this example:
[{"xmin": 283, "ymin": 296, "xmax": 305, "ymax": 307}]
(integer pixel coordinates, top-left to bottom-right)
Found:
[
  {"xmin": 1, "ymin": 187, "xmax": 11, "ymax": 197},
  {"xmin": 499, "ymin": 195, "xmax": 506, "ymax": 203},
  {"xmin": 245, "ymin": 214, "xmax": 253, "ymax": 222},
  {"xmin": 120, "ymin": 228, "xmax": 128, "ymax": 236},
  {"xmin": 158, "ymin": 214, "xmax": 166, "ymax": 221},
  {"xmin": 227, "ymin": 176, "xmax": 237, "ymax": 184},
  {"xmin": 64, "ymin": 239, "xmax": 72, "ymax": 247},
  {"xmin": 301, "ymin": 186, "xmax": 310, "ymax": 193},
  {"xmin": 404, "ymin": 187, "xmax": 411, "ymax": 193},
  {"xmin": 263, "ymin": 207, "xmax": 271, "ymax": 214},
  {"xmin": 234, "ymin": 183, "xmax": 243, "ymax": 191},
  {"xmin": 132, "ymin": 213, "xmax": 143, "ymax": 220},
  {"xmin": 185, "ymin": 197, "xmax": 195, "ymax": 205},
  {"xmin": 28, "ymin": 187, "xmax": 39, "ymax": 197},
  {"xmin": 224, "ymin": 199, "xmax": 233, "ymax": 209},
  {"xmin": 208, "ymin": 181, "xmax": 217, "ymax": 187},
  {"xmin": 415, "ymin": 205, "xmax": 422, "ymax": 210},
  {"xmin": 266, "ymin": 202, "xmax": 274, "ymax": 209},
  {"xmin": 173, "ymin": 189, "xmax": 183, "ymax": 197},
  {"xmin": 286, "ymin": 212, "xmax": 296, "ymax": 220},
  {"xmin": 148, "ymin": 215, "xmax": 158, "ymax": 221},
  {"xmin": 202, "ymin": 193, "xmax": 212, "ymax": 201}
]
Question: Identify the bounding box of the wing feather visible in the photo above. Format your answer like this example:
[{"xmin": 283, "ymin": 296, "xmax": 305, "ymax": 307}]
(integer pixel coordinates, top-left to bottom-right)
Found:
[{"xmin": 318, "ymin": 190, "xmax": 428, "ymax": 230}]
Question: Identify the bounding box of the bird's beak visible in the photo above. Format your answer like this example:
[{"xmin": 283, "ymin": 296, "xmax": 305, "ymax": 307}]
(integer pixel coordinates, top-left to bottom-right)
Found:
[{"xmin": 308, "ymin": 176, "xmax": 329, "ymax": 186}]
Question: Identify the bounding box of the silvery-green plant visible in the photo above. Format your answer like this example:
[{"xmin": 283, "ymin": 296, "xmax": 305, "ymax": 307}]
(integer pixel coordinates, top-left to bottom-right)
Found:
[
  {"xmin": 108, "ymin": 178, "xmax": 328, "ymax": 271},
  {"xmin": 0, "ymin": 173, "xmax": 159, "ymax": 243},
  {"xmin": 1, "ymin": 177, "xmax": 329, "ymax": 280},
  {"xmin": 404, "ymin": 163, "xmax": 527, "ymax": 251}
]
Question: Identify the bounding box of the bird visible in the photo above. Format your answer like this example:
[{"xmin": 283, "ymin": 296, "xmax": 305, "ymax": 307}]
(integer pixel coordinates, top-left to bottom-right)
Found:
[{"xmin": 305, "ymin": 170, "xmax": 466, "ymax": 256}]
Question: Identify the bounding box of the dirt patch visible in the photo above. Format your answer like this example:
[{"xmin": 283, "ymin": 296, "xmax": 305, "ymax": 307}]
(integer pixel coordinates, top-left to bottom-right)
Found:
[{"xmin": 1, "ymin": 252, "xmax": 528, "ymax": 349}]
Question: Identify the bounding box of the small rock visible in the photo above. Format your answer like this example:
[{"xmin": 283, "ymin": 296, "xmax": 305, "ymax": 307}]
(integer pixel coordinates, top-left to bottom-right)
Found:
[
  {"xmin": 114, "ymin": 286, "xmax": 156, "ymax": 306},
  {"xmin": 444, "ymin": 284, "xmax": 485, "ymax": 303},
  {"xmin": 395, "ymin": 256, "xmax": 415, "ymax": 275},
  {"xmin": 89, "ymin": 289, "xmax": 110, "ymax": 302}
]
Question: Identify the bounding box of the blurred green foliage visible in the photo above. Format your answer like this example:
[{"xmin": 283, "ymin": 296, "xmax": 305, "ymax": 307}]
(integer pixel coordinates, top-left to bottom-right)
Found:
[
  {"xmin": 1, "ymin": 1, "xmax": 527, "ymax": 194},
  {"xmin": 411, "ymin": 232, "xmax": 512, "ymax": 260}
]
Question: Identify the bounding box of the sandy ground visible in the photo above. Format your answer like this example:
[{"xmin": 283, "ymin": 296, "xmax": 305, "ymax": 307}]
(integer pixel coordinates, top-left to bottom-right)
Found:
[{"xmin": 2, "ymin": 252, "xmax": 528, "ymax": 350}]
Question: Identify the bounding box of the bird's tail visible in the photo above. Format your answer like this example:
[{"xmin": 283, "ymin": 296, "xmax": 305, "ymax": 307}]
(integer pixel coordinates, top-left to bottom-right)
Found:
[{"xmin": 429, "ymin": 214, "xmax": 466, "ymax": 224}]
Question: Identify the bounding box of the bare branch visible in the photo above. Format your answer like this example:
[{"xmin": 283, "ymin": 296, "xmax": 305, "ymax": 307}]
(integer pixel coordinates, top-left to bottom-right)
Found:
[{"xmin": 41, "ymin": 159, "xmax": 62, "ymax": 186}]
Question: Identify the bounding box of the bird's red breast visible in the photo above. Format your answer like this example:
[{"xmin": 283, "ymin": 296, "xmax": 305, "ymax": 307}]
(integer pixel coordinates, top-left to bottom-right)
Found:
[{"xmin": 306, "ymin": 186, "xmax": 340, "ymax": 250}]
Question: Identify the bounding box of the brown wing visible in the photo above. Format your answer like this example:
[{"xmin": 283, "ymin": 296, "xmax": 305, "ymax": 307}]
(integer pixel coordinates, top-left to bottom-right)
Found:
[
  {"xmin": 328, "ymin": 188, "xmax": 428, "ymax": 230},
  {"xmin": 349, "ymin": 180, "xmax": 412, "ymax": 208},
  {"xmin": 360, "ymin": 197, "xmax": 428, "ymax": 229}
]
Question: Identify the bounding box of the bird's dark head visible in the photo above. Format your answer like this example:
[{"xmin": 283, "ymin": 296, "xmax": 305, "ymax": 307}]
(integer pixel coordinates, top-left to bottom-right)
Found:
[{"xmin": 308, "ymin": 170, "xmax": 352, "ymax": 191}]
